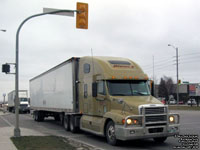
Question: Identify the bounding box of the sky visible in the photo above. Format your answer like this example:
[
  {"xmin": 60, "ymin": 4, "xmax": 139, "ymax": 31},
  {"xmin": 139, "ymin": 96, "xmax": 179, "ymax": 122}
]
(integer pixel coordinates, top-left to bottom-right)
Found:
[{"xmin": 0, "ymin": 0, "xmax": 200, "ymax": 101}]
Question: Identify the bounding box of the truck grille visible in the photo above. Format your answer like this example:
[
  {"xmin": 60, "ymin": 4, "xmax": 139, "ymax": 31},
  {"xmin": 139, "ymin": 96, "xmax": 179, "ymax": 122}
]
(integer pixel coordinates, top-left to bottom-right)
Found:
[
  {"xmin": 20, "ymin": 104, "xmax": 28, "ymax": 108},
  {"xmin": 140, "ymin": 106, "xmax": 167, "ymax": 127},
  {"xmin": 146, "ymin": 115, "xmax": 166, "ymax": 122},
  {"xmin": 145, "ymin": 107, "xmax": 165, "ymax": 114}
]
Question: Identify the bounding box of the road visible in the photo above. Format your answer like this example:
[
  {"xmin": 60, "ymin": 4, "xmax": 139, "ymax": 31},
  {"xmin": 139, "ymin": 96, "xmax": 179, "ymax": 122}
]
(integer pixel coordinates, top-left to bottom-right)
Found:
[{"xmin": 0, "ymin": 110, "xmax": 200, "ymax": 150}]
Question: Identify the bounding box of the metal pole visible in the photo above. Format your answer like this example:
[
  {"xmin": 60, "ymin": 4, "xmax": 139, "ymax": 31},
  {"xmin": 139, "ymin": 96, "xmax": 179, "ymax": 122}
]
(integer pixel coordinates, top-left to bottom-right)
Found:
[
  {"xmin": 176, "ymin": 47, "xmax": 179, "ymax": 105},
  {"xmin": 153, "ymin": 55, "xmax": 155, "ymax": 96},
  {"xmin": 14, "ymin": 9, "xmax": 76, "ymax": 137}
]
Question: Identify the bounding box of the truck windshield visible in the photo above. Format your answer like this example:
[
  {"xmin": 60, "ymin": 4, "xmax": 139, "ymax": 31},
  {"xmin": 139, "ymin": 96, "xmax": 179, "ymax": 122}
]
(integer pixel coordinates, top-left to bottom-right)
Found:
[
  {"xmin": 107, "ymin": 80, "xmax": 150, "ymax": 96},
  {"xmin": 20, "ymin": 98, "xmax": 28, "ymax": 102}
]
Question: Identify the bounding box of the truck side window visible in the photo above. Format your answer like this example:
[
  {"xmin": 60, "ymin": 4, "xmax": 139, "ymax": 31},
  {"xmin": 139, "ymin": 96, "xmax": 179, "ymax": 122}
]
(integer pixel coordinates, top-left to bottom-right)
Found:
[
  {"xmin": 84, "ymin": 63, "xmax": 90, "ymax": 73},
  {"xmin": 97, "ymin": 81, "xmax": 106, "ymax": 95},
  {"xmin": 84, "ymin": 84, "xmax": 88, "ymax": 98}
]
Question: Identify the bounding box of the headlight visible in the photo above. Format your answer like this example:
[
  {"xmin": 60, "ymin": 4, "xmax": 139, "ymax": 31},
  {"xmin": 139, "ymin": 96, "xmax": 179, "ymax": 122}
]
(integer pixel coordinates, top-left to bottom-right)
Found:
[
  {"xmin": 127, "ymin": 119, "xmax": 132, "ymax": 125},
  {"xmin": 169, "ymin": 116, "xmax": 175, "ymax": 123}
]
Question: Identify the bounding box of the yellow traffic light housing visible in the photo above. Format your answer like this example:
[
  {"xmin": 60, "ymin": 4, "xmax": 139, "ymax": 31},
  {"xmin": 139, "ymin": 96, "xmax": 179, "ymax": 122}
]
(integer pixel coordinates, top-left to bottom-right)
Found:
[
  {"xmin": 178, "ymin": 80, "xmax": 181, "ymax": 85},
  {"xmin": 76, "ymin": 2, "xmax": 88, "ymax": 29}
]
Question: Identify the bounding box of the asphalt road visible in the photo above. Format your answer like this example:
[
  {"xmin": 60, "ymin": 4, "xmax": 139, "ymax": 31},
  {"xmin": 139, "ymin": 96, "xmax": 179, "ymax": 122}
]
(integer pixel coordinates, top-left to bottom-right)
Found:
[{"xmin": 0, "ymin": 110, "xmax": 200, "ymax": 150}]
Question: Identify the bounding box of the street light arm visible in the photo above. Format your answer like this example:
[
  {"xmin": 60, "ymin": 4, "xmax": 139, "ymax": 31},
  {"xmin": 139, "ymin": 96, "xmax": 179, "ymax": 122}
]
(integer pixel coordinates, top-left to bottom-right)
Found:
[
  {"xmin": 14, "ymin": 9, "xmax": 77, "ymax": 137},
  {"xmin": 168, "ymin": 44, "xmax": 176, "ymax": 49}
]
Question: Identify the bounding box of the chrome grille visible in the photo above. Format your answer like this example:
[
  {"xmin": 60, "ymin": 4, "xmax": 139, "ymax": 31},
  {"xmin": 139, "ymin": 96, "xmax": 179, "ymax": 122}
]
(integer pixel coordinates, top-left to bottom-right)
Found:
[
  {"xmin": 145, "ymin": 107, "xmax": 165, "ymax": 114},
  {"xmin": 146, "ymin": 115, "xmax": 166, "ymax": 122}
]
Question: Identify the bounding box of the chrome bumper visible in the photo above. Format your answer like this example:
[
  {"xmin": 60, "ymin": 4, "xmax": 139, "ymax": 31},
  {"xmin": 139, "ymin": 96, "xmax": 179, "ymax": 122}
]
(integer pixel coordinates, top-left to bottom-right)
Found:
[
  {"xmin": 115, "ymin": 112, "xmax": 180, "ymax": 141},
  {"xmin": 115, "ymin": 124, "xmax": 180, "ymax": 141}
]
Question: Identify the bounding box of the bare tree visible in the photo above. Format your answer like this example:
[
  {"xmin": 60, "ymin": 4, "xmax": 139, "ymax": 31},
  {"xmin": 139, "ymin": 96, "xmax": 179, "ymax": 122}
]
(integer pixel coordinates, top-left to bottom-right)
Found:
[{"xmin": 158, "ymin": 76, "xmax": 175, "ymax": 103}]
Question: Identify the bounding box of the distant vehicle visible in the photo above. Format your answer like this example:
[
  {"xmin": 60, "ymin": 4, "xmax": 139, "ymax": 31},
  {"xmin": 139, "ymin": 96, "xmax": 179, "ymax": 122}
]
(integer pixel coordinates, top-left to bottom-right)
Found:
[
  {"xmin": 187, "ymin": 99, "xmax": 197, "ymax": 105},
  {"xmin": 30, "ymin": 56, "xmax": 180, "ymax": 145},
  {"xmin": 7, "ymin": 90, "xmax": 30, "ymax": 113},
  {"xmin": 178, "ymin": 101, "xmax": 184, "ymax": 105},
  {"xmin": 157, "ymin": 97, "xmax": 166, "ymax": 104},
  {"xmin": 169, "ymin": 99, "xmax": 176, "ymax": 105}
]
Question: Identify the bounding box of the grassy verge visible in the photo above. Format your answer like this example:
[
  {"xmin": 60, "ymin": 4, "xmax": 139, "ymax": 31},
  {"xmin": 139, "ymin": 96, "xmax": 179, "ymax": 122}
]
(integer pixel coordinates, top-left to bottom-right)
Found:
[
  {"xmin": 169, "ymin": 105, "xmax": 200, "ymax": 111},
  {"xmin": 11, "ymin": 136, "xmax": 76, "ymax": 150}
]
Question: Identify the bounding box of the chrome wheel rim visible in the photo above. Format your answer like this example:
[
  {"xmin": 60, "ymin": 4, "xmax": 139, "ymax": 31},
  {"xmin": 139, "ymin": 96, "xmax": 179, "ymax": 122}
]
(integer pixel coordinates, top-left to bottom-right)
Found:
[{"xmin": 108, "ymin": 125, "xmax": 115, "ymax": 141}]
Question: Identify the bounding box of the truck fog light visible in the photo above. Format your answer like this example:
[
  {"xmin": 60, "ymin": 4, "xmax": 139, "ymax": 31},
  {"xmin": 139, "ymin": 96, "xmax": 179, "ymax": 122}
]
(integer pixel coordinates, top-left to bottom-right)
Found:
[
  {"xmin": 130, "ymin": 130, "xmax": 135, "ymax": 134},
  {"xmin": 169, "ymin": 116, "xmax": 175, "ymax": 123},
  {"xmin": 127, "ymin": 119, "xmax": 132, "ymax": 125}
]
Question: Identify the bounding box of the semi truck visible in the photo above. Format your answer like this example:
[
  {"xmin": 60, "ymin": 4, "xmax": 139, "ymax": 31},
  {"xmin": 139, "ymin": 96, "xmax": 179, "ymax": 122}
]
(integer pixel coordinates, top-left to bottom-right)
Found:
[
  {"xmin": 30, "ymin": 56, "xmax": 180, "ymax": 145},
  {"xmin": 7, "ymin": 90, "xmax": 30, "ymax": 113}
]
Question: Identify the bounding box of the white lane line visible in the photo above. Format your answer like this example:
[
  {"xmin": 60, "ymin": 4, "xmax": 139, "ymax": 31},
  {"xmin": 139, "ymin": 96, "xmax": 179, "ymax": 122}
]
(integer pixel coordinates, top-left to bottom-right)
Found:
[{"xmin": 0, "ymin": 115, "xmax": 13, "ymax": 127}]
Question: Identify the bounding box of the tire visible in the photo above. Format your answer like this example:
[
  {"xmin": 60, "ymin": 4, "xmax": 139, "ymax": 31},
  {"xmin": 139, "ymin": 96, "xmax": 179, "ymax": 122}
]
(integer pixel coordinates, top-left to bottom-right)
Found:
[
  {"xmin": 54, "ymin": 115, "xmax": 60, "ymax": 121},
  {"xmin": 34, "ymin": 111, "xmax": 44, "ymax": 122},
  {"xmin": 60, "ymin": 113, "xmax": 64, "ymax": 125},
  {"xmin": 64, "ymin": 115, "xmax": 70, "ymax": 131},
  {"xmin": 106, "ymin": 121, "xmax": 118, "ymax": 146},
  {"xmin": 34, "ymin": 111, "xmax": 38, "ymax": 121},
  {"xmin": 70, "ymin": 115, "xmax": 77, "ymax": 133},
  {"xmin": 153, "ymin": 137, "xmax": 167, "ymax": 143}
]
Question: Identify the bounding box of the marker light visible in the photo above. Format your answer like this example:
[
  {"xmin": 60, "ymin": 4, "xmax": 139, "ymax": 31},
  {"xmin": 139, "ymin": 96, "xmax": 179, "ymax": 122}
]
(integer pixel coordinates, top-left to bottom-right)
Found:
[{"xmin": 133, "ymin": 119, "xmax": 138, "ymax": 125}]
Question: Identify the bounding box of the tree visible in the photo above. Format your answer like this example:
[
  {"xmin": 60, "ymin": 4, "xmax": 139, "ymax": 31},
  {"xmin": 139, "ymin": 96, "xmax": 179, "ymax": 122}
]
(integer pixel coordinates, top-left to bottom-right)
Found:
[{"xmin": 158, "ymin": 76, "xmax": 175, "ymax": 103}]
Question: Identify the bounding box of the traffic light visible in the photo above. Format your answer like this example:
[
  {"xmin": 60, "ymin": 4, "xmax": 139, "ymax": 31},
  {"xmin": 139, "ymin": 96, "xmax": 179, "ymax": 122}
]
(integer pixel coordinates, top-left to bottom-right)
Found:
[
  {"xmin": 76, "ymin": 2, "xmax": 88, "ymax": 29},
  {"xmin": 2, "ymin": 64, "xmax": 10, "ymax": 74},
  {"xmin": 178, "ymin": 80, "xmax": 181, "ymax": 85}
]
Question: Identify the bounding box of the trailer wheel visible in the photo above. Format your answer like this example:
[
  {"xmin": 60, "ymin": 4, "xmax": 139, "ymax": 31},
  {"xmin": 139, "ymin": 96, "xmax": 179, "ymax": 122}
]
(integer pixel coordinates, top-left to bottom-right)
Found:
[
  {"xmin": 70, "ymin": 115, "xmax": 77, "ymax": 133},
  {"xmin": 34, "ymin": 111, "xmax": 44, "ymax": 122},
  {"xmin": 153, "ymin": 137, "xmax": 167, "ymax": 143},
  {"xmin": 64, "ymin": 115, "xmax": 70, "ymax": 131},
  {"xmin": 106, "ymin": 121, "xmax": 118, "ymax": 146},
  {"xmin": 34, "ymin": 111, "xmax": 38, "ymax": 121}
]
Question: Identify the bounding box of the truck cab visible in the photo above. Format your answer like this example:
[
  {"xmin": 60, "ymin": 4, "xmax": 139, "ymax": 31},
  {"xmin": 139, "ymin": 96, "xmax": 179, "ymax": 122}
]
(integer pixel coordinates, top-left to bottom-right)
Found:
[{"xmin": 79, "ymin": 56, "xmax": 180, "ymax": 145}]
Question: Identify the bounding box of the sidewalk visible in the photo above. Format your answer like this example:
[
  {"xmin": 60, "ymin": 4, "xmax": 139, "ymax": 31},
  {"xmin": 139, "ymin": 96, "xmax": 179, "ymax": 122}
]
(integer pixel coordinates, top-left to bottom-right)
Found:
[{"xmin": 0, "ymin": 110, "xmax": 44, "ymax": 150}]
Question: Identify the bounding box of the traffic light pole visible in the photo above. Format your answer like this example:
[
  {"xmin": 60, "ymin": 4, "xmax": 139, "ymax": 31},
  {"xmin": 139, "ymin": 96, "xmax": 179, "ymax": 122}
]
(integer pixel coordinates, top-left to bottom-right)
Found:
[{"xmin": 14, "ymin": 9, "xmax": 78, "ymax": 137}]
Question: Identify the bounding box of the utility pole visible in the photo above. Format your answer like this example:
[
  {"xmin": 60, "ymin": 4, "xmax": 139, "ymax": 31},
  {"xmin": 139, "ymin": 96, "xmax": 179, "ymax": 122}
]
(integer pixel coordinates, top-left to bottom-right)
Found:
[
  {"xmin": 168, "ymin": 44, "xmax": 179, "ymax": 105},
  {"xmin": 152, "ymin": 55, "xmax": 155, "ymax": 96},
  {"xmin": 176, "ymin": 47, "xmax": 179, "ymax": 105}
]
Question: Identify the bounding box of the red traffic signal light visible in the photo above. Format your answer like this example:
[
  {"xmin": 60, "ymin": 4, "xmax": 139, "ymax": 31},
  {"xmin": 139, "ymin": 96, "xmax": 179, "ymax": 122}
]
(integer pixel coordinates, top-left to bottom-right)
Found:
[{"xmin": 76, "ymin": 2, "xmax": 88, "ymax": 29}]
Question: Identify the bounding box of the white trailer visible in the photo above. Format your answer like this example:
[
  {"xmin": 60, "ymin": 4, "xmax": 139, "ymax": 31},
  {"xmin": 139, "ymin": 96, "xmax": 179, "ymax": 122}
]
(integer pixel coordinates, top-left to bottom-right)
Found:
[{"xmin": 30, "ymin": 58, "xmax": 80, "ymax": 123}]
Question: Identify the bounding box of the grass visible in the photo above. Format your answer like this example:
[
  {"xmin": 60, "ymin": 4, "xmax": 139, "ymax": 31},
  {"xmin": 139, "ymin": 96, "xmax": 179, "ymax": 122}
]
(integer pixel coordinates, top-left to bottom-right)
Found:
[
  {"xmin": 169, "ymin": 105, "xmax": 200, "ymax": 111},
  {"xmin": 11, "ymin": 136, "xmax": 76, "ymax": 150}
]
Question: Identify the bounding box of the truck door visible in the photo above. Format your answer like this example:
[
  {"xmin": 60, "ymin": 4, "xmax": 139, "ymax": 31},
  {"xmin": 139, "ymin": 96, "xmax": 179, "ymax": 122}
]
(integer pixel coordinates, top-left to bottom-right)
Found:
[{"xmin": 96, "ymin": 81, "xmax": 110, "ymax": 116}]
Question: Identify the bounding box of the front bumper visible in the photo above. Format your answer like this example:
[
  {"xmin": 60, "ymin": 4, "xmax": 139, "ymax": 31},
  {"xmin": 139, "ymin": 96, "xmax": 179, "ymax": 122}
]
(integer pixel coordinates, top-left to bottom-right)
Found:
[
  {"xmin": 115, "ymin": 124, "xmax": 180, "ymax": 141},
  {"xmin": 19, "ymin": 107, "xmax": 30, "ymax": 112}
]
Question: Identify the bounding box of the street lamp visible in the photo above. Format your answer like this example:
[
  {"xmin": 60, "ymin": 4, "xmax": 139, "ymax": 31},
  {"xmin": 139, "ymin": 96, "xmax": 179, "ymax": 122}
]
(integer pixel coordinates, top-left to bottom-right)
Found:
[
  {"xmin": 168, "ymin": 44, "xmax": 179, "ymax": 105},
  {"xmin": 14, "ymin": 8, "xmax": 79, "ymax": 137}
]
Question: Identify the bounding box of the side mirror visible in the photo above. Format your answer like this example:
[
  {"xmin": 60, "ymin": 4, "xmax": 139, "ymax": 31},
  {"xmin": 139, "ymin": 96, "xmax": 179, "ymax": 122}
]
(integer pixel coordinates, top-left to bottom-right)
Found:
[
  {"xmin": 150, "ymin": 80, "xmax": 155, "ymax": 96},
  {"xmin": 92, "ymin": 82, "xmax": 97, "ymax": 97}
]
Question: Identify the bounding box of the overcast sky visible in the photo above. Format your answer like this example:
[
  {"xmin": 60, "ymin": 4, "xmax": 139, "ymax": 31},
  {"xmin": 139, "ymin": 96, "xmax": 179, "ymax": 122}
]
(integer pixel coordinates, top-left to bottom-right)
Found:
[{"xmin": 0, "ymin": 0, "xmax": 200, "ymax": 101}]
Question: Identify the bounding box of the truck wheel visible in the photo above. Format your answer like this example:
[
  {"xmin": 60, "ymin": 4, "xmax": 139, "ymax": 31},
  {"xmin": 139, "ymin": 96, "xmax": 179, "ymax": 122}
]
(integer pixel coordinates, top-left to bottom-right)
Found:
[
  {"xmin": 60, "ymin": 113, "xmax": 64, "ymax": 125},
  {"xmin": 64, "ymin": 115, "xmax": 70, "ymax": 131},
  {"xmin": 153, "ymin": 137, "xmax": 167, "ymax": 143},
  {"xmin": 70, "ymin": 115, "xmax": 77, "ymax": 133},
  {"xmin": 34, "ymin": 112, "xmax": 38, "ymax": 121},
  {"xmin": 106, "ymin": 121, "xmax": 118, "ymax": 146},
  {"xmin": 54, "ymin": 115, "xmax": 60, "ymax": 121}
]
